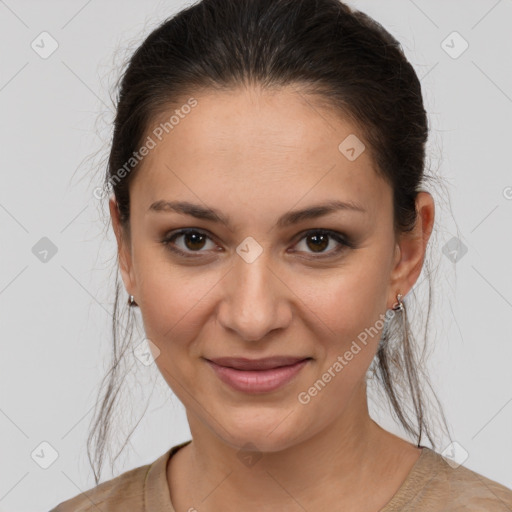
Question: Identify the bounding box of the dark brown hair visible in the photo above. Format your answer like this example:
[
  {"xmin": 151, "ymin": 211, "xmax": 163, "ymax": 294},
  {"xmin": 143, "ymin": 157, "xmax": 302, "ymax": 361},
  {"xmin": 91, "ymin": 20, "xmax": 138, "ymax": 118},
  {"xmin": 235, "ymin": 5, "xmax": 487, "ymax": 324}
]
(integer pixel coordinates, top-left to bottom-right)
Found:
[{"xmin": 89, "ymin": 0, "xmax": 452, "ymax": 484}]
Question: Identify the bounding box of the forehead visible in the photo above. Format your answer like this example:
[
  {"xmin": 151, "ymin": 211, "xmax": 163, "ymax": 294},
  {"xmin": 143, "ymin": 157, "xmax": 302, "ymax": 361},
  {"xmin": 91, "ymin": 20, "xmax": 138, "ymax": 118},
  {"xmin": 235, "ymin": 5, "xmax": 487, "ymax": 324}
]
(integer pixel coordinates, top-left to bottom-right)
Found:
[{"xmin": 131, "ymin": 86, "xmax": 391, "ymax": 224}]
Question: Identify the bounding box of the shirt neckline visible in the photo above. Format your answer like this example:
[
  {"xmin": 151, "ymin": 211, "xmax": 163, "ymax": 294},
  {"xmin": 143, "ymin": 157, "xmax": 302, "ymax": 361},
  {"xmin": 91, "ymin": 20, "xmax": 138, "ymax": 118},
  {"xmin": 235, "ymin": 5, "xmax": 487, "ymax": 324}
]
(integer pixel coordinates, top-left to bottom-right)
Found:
[
  {"xmin": 144, "ymin": 441, "xmax": 438, "ymax": 512},
  {"xmin": 145, "ymin": 439, "xmax": 192, "ymax": 512},
  {"xmin": 380, "ymin": 446, "xmax": 441, "ymax": 511}
]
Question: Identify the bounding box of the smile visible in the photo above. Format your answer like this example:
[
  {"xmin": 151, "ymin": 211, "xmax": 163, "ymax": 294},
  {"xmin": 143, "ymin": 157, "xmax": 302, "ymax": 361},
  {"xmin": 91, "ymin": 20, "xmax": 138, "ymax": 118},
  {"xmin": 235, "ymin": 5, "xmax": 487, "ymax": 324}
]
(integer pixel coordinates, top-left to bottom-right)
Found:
[{"xmin": 204, "ymin": 358, "xmax": 311, "ymax": 394}]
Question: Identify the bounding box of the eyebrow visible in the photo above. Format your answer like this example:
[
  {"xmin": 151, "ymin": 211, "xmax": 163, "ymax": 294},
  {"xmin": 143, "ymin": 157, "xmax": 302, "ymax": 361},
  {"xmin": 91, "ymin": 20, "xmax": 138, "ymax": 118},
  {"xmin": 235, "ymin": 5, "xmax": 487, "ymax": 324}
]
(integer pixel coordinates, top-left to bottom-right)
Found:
[{"xmin": 148, "ymin": 199, "xmax": 366, "ymax": 228}]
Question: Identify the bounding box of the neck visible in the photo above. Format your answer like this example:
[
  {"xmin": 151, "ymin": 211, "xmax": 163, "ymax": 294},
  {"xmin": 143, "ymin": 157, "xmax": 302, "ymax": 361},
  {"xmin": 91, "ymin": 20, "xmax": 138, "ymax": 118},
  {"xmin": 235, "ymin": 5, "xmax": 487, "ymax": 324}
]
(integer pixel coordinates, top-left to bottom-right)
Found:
[{"xmin": 168, "ymin": 381, "xmax": 420, "ymax": 511}]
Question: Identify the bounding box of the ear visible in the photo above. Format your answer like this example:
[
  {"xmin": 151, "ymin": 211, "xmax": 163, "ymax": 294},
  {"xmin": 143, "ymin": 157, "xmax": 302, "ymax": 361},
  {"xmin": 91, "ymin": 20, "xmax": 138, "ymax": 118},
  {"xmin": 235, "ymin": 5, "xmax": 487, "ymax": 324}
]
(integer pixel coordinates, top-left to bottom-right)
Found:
[
  {"xmin": 109, "ymin": 197, "xmax": 136, "ymax": 296},
  {"xmin": 387, "ymin": 191, "xmax": 435, "ymax": 308}
]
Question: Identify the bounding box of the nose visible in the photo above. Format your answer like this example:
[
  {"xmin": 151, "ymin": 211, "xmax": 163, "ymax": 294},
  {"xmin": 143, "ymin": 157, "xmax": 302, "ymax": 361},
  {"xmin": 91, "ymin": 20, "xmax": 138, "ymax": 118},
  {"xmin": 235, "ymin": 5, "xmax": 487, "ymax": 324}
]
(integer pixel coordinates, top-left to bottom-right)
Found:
[{"xmin": 216, "ymin": 251, "xmax": 293, "ymax": 342}]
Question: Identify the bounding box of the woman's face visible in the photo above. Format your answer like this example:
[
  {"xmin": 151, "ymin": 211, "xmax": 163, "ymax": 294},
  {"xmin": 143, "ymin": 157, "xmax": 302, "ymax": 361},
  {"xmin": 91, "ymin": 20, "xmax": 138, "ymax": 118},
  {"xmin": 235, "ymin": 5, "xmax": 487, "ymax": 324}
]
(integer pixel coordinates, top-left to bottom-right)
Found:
[{"xmin": 111, "ymin": 85, "xmax": 428, "ymax": 452}]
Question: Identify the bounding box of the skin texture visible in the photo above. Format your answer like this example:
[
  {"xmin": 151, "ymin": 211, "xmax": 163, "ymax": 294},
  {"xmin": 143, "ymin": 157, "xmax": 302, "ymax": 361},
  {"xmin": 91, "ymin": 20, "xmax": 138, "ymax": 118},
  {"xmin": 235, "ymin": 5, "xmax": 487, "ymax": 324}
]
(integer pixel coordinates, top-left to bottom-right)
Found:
[{"xmin": 110, "ymin": 85, "xmax": 434, "ymax": 511}]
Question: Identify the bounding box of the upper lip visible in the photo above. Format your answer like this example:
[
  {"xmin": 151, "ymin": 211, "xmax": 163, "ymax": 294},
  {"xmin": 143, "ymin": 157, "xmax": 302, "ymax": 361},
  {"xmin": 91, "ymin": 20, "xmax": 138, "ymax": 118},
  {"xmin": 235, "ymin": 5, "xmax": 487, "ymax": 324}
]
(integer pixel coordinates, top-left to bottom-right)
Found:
[{"xmin": 205, "ymin": 356, "xmax": 311, "ymax": 370}]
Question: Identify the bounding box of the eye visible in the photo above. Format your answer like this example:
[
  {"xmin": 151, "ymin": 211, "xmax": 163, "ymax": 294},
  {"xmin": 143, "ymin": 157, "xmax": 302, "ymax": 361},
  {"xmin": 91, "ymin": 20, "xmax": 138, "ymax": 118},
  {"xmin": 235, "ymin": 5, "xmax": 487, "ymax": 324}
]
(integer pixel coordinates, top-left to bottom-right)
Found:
[
  {"xmin": 161, "ymin": 228, "xmax": 353, "ymax": 259},
  {"xmin": 291, "ymin": 229, "xmax": 352, "ymax": 258},
  {"xmin": 161, "ymin": 229, "xmax": 218, "ymax": 258}
]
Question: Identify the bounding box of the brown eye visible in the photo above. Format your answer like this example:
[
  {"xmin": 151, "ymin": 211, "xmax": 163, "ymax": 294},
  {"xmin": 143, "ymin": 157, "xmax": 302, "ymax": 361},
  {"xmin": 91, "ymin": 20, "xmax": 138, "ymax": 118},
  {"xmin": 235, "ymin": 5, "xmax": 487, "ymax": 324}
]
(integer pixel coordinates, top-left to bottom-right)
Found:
[
  {"xmin": 293, "ymin": 229, "xmax": 351, "ymax": 258},
  {"xmin": 181, "ymin": 231, "xmax": 207, "ymax": 251},
  {"xmin": 161, "ymin": 229, "xmax": 217, "ymax": 257},
  {"xmin": 305, "ymin": 232, "xmax": 329, "ymax": 252},
  {"xmin": 161, "ymin": 228, "xmax": 353, "ymax": 260}
]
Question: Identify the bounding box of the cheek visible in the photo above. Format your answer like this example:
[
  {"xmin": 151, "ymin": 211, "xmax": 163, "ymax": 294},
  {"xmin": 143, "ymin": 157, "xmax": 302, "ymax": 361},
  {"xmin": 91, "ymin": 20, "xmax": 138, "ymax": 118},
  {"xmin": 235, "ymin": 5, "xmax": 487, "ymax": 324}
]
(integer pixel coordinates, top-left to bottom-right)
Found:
[
  {"xmin": 292, "ymin": 264, "xmax": 389, "ymax": 381},
  {"xmin": 296, "ymin": 264, "xmax": 387, "ymax": 335},
  {"xmin": 136, "ymin": 268, "xmax": 211, "ymax": 391},
  {"xmin": 134, "ymin": 258, "xmax": 219, "ymax": 348}
]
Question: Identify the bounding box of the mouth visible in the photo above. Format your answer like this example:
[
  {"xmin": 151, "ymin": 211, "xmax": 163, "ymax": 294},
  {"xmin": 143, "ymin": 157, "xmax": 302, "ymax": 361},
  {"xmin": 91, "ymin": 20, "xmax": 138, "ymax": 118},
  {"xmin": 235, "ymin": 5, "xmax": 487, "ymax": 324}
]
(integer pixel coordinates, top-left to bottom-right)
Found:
[
  {"xmin": 205, "ymin": 356, "xmax": 312, "ymax": 370},
  {"xmin": 203, "ymin": 356, "xmax": 313, "ymax": 394}
]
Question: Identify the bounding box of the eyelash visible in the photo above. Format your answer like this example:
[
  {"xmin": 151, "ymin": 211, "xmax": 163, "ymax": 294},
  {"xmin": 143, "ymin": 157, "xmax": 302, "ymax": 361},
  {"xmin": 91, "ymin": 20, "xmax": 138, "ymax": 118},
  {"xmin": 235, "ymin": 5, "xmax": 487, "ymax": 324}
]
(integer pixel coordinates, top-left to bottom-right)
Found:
[{"xmin": 160, "ymin": 228, "xmax": 354, "ymax": 260}]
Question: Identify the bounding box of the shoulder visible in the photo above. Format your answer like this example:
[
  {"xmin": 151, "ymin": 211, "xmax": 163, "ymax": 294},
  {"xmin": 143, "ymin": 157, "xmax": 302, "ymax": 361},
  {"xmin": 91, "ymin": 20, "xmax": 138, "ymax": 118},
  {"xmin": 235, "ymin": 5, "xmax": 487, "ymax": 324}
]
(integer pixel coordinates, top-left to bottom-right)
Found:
[
  {"xmin": 49, "ymin": 440, "xmax": 191, "ymax": 512},
  {"xmin": 440, "ymin": 461, "xmax": 512, "ymax": 510},
  {"xmin": 385, "ymin": 447, "xmax": 512, "ymax": 511},
  {"xmin": 49, "ymin": 457, "xmax": 157, "ymax": 512}
]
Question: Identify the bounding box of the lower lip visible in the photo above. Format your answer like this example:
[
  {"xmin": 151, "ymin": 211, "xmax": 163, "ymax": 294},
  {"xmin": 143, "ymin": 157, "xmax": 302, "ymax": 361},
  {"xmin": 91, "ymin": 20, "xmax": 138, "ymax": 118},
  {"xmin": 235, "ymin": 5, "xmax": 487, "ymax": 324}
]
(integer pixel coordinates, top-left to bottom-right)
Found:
[{"xmin": 205, "ymin": 359, "xmax": 311, "ymax": 394}]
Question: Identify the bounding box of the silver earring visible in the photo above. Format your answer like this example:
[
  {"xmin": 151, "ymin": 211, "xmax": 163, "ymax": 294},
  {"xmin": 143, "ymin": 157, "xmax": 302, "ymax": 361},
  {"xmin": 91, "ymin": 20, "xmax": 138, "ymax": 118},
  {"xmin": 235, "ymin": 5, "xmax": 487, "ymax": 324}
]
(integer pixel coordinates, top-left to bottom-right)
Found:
[
  {"xmin": 392, "ymin": 293, "xmax": 404, "ymax": 311},
  {"xmin": 128, "ymin": 294, "xmax": 137, "ymax": 307}
]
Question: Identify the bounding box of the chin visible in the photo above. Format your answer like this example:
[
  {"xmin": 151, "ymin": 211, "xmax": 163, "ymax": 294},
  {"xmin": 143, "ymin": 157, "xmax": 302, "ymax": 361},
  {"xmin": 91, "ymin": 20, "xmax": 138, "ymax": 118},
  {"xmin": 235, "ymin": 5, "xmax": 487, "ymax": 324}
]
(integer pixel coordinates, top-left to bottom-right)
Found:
[{"xmin": 214, "ymin": 412, "xmax": 306, "ymax": 454}]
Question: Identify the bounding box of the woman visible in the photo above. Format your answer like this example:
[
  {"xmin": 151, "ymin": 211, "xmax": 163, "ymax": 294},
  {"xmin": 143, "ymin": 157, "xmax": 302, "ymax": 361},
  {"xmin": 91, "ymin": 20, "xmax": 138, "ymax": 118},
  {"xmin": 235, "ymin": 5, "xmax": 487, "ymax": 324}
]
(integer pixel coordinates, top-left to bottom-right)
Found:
[{"xmin": 51, "ymin": 0, "xmax": 512, "ymax": 510}]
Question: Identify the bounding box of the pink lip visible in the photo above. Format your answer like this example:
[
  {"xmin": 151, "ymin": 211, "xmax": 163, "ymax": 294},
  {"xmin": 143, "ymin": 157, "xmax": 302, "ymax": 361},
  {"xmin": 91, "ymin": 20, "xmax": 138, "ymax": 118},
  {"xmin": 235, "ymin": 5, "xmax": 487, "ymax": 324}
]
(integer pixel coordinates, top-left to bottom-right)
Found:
[
  {"xmin": 206, "ymin": 356, "xmax": 310, "ymax": 370},
  {"xmin": 204, "ymin": 357, "xmax": 311, "ymax": 394}
]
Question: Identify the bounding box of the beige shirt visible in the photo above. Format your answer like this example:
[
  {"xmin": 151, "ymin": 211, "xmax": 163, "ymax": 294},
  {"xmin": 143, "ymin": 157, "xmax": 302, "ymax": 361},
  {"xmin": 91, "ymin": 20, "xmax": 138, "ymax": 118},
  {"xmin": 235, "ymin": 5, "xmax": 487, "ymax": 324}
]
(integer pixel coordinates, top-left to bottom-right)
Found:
[{"xmin": 50, "ymin": 440, "xmax": 512, "ymax": 511}]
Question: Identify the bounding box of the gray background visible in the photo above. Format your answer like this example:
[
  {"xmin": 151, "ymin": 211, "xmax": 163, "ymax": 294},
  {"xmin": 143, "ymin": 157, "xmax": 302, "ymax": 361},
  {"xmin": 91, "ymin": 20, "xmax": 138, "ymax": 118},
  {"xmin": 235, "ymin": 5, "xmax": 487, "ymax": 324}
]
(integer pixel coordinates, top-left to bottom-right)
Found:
[{"xmin": 1, "ymin": 0, "xmax": 511, "ymax": 510}]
